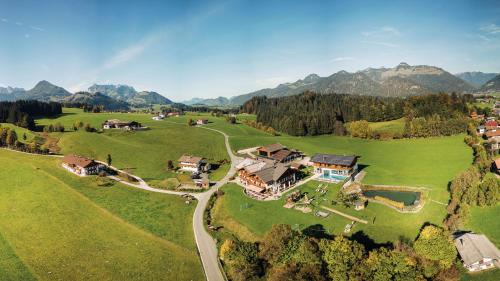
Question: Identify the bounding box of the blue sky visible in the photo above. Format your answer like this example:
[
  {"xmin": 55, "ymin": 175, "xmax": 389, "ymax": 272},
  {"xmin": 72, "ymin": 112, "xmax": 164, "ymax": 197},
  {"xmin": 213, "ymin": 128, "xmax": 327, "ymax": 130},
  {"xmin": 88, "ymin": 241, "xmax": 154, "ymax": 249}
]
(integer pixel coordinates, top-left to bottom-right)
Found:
[{"xmin": 0, "ymin": 0, "xmax": 499, "ymax": 101}]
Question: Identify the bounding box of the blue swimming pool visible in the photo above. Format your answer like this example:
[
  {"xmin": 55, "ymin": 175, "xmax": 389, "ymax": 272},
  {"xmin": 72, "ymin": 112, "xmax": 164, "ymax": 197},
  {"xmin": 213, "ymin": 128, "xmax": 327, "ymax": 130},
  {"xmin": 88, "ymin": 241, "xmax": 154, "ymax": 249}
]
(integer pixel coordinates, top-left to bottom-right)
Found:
[{"xmin": 319, "ymin": 174, "xmax": 347, "ymax": 181}]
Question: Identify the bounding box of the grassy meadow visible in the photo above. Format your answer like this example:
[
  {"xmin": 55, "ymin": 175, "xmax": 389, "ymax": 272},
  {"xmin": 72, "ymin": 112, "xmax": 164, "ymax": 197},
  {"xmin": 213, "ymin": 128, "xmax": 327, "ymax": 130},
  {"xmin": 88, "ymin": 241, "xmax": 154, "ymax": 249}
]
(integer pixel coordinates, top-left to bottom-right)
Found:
[
  {"xmin": 36, "ymin": 108, "xmax": 230, "ymax": 183},
  {"xmin": 166, "ymin": 113, "xmax": 473, "ymax": 243},
  {"xmin": 0, "ymin": 149, "xmax": 204, "ymax": 280}
]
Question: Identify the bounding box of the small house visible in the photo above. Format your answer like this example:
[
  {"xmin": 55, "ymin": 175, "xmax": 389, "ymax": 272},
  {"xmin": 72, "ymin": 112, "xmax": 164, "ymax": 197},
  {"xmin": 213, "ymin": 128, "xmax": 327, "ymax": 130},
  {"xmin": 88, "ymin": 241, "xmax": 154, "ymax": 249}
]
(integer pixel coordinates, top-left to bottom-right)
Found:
[
  {"xmin": 178, "ymin": 154, "xmax": 206, "ymax": 173},
  {"xmin": 454, "ymin": 233, "xmax": 500, "ymax": 272},
  {"xmin": 102, "ymin": 119, "xmax": 141, "ymax": 130},
  {"xmin": 152, "ymin": 116, "xmax": 164, "ymax": 121},
  {"xmin": 354, "ymin": 201, "xmax": 365, "ymax": 211},
  {"xmin": 310, "ymin": 153, "xmax": 358, "ymax": 181},
  {"xmin": 196, "ymin": 119, "xmax": 208, "ymax": 125},
  {"xmin": 62, "ymin": 154, "xmax": 104, "ymax": 176}
]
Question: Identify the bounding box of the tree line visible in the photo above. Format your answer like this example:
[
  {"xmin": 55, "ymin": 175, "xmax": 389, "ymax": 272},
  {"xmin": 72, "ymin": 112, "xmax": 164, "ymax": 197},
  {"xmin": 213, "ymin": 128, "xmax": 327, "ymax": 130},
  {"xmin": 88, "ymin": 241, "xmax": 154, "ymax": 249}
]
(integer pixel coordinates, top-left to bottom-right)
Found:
[
  {"xmin": 0, "ymin": 100, "xmax": 62, "ymax": 130},
  {"xmin": 444, "ymin": 122, "xmax": 500, "ymax": 231},
  {"xmin": 221, "ymin": 223, "xmax": 459, "ymax": 281},
  {"xmin": 0, "ymin": 125, "xmax": 48, "ymax": 154},
  {"xmin": 242, "ymin": 92, "xmax": 472, "ymax": 137}
]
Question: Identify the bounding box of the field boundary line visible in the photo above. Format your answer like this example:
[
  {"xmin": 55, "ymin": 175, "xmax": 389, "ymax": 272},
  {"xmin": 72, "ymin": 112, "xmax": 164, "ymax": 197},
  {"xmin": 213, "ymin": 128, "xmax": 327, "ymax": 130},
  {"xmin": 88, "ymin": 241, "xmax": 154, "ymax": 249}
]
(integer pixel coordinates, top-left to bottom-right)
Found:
[{"xmin": 319, "ymin": 205, "xmax": 368, "ymax": 224}]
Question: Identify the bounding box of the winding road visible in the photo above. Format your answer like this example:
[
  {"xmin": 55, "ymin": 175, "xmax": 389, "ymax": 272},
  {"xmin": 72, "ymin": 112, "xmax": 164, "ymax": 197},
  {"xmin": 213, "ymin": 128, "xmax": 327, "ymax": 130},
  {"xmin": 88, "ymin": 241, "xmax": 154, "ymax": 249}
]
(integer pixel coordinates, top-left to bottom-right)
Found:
[{"xmin": 105, "ymin": 126, "xmax": 239, "ymax": 281}]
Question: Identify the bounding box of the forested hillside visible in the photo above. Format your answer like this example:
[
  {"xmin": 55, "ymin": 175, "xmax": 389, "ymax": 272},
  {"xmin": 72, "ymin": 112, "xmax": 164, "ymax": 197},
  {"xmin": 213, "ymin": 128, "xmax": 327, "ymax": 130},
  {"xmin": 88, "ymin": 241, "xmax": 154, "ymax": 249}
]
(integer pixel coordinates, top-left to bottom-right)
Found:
[
  {"xmin": 0, "ymin": 100, "xmax": 62, "ymax": 129},
  {"xmin": 242, "ymin": 92, "xmax": 472, "ymax": 137}
]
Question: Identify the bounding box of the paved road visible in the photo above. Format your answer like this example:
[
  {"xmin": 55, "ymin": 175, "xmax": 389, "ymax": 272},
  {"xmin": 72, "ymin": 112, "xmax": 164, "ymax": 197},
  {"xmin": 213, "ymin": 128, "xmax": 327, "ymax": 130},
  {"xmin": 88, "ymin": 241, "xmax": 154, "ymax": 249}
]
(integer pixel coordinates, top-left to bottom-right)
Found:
[
  {"xmin": 195, "ymin": 127, "xmax": 241, "ymax": 281},
  {"xmin": 106, "ymin": 126, "xmax": 240, "ymax": 281}
]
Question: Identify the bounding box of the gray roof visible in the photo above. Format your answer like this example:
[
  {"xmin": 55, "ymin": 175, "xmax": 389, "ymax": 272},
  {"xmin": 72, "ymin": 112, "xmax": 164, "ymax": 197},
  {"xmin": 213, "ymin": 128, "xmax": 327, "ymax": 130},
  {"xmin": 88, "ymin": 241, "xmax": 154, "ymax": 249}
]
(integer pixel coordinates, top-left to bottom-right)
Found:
[
  {"xmin": 254, "ymin": 163, "xmax": 290, "ymax": 183},
  {"xmin": 259, "ymin": 143, "xmax": 285, "ymax": 153},
  {"xmin": 310, "ymin": 153, "xmax": 357, "ymax": 166},
  {"xmin": 454, "ymin": 233, "xmax": 500, "ymax": 265}
]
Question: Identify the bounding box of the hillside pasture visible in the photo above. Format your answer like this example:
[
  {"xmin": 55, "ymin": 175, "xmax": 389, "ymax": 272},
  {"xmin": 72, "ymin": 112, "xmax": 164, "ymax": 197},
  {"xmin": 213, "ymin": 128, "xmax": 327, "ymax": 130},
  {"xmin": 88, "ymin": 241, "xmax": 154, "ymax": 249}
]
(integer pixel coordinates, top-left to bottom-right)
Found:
[{"xmin": 0, "ymin": 149, "xmax": 204, "ymax": 280}]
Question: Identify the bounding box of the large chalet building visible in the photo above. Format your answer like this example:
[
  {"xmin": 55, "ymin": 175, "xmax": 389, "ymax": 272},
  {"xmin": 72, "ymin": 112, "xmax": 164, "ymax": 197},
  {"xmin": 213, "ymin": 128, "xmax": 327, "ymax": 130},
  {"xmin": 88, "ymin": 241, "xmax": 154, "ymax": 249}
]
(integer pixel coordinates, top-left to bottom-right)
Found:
[
  {"xmin": 236, "ymin": 157, "xmax": 297, "ymax": 199},
  {"xmin": 62, "ymin": 154, "xmax": 104, "ymax": 176},
  {"xmin": 310, "ymin": 153, "xmax": 358, "ymax": 181}
]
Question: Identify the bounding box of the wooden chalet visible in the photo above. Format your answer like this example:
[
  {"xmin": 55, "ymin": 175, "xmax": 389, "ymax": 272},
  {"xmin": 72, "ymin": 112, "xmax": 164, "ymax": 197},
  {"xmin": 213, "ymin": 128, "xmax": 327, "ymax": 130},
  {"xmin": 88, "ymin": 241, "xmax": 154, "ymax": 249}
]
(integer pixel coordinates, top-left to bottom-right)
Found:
[
  {"xmin": 257, "ymin": 143, "xmax": 301, "ymax": 163},
  {"xmin": 196, "ymin": 119, "xmax": 208, "ymax": 125},
  {"xmin": 310, "ymin": 153, "xmax": 358, "ymax": 181},
  {"xmin": 236, "ymin": 158, "xmax": 297, "ymax": 198},
  {"xmin": 62, "ymin": 154, "xmax": 104, "ymax": 176}
]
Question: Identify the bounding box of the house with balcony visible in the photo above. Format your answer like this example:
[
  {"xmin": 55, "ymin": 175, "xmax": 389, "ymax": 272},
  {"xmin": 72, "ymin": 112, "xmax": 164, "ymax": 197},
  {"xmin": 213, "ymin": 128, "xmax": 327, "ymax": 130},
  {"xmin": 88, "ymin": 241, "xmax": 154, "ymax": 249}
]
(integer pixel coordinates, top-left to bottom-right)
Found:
[
  {"xmin": 62, "ymin": 154, "xmax": 104, "ymax": 176},
  {"xmin": 310, "ymin": 153, "xmax": 358, "ymax": 181}
]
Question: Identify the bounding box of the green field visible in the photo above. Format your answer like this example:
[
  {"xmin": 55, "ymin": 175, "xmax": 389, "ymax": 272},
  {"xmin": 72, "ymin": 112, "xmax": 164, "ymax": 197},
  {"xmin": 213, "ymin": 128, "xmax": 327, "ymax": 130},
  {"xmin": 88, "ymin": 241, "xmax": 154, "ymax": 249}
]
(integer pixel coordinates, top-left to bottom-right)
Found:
[
  {"xmin": 164, "ymin": 113, "xmax": 473, "ymax": 243},
  {"xmin": 368, "ymin": 118, "xmax": 405, "ymax": 134},
  {"xmin": 0, "ymin": 123, "xmax": 39, "ymax": 143},
  {"xmin": 465, "ymin": 204, "xmax": 500, "ymax": 247},
  {"xmin": 36, "ymin": 108, "xmax": 230, "ymax": 183},
  {"xmin": 0, "ymin": 149, "xmax": 204, "ymax": 280}
]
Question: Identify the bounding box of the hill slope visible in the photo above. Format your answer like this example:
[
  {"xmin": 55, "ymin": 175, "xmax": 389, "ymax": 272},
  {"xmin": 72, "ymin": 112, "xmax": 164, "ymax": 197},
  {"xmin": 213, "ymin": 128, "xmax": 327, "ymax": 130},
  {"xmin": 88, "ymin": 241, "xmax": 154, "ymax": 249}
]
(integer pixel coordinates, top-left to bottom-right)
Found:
[
  {"xmin": 480, "ymin": 74, "xmax": 500, "ymax": 92},
  {"xmin": 63, "ymin": 91, "xmax": 130, "ymax": 110},
  {"xmin": 455, "ymin": 72, "xmax": 499, "ymax": 88},
  {"xmin": 0, "ymin": 87, "xmax": 25, "ymax": 101}
]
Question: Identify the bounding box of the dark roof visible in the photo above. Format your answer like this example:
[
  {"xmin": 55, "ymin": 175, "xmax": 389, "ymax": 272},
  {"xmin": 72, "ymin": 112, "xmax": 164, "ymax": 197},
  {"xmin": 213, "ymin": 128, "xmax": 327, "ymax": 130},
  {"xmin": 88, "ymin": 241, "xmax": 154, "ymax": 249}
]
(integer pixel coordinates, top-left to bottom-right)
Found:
[
  {"xmin": 270, "ymin": 149, "xmax": 293, "ymax": 161},
  {"xmin": 259, "ymin": 143, "xmax": 285, "ymax": 153},
  {"xmin": 62, "ymin": 154, "xmax": 98, "ymax": 168},
  {"xmin": 310, "ymin": 153, "xmax": 357, "ymax": 166}
]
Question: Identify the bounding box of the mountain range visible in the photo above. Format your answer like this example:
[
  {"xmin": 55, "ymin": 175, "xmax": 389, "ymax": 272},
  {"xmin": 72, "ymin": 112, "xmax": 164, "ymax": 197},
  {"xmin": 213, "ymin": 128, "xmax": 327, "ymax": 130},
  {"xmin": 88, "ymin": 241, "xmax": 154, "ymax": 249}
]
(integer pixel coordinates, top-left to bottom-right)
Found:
[
  {"xmin": 0, "ymin": 81, "xmax": 173, "ymax": 109},
  {"xmin": 480, "ymin": 74, "xmax": 500, "ymax": 92},
  {"xmin": 88, "ymin": 84, "xmax": 172, "ymax": 106},
  {"xmin": 227, "ymin": 62, "xmax": 476, "ymax": 105}
]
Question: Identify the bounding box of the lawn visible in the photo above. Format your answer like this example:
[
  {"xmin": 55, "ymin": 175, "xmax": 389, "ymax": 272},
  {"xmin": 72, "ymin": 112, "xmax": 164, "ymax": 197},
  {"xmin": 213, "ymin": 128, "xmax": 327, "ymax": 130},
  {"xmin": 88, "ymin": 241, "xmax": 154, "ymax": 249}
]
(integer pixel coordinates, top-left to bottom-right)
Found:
[
  {"xmin": 368, "ymin": 118, "xmax": 405, "ymax": 134},
  {"xmin": 0, "ymin": 148, "xmax": 204, "ymax": 280},
  {"xmin": 465, "ymin": 204, "xmax": 500, "ymax": 247},
  {"xmin": 36, "ymin": 108, "xmax": 230, "ymax": 183},
  {"xmin": 188, "ymin": 114, "xmax": 473, "ymax": 243},
  {"xmin": 0, "ymin": 123, "xmax": 39, "ymax": 144}
]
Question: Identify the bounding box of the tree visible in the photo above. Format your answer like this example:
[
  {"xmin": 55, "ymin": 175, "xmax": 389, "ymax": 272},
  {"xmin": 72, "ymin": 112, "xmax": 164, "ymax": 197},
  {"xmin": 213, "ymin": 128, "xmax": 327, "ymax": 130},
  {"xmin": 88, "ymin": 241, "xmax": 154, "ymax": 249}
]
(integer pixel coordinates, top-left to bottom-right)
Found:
[
  {"xmin": 414, "ymin": 225, "xmax": 456, "ymax": 269},
  {"xmin": 6, "ymin": 129, "xmax": 17, "ymax": 147},
  {"xmin": 107, "ymin": 154, "xmax": 112, "ymax": 167},
  {"xmin": 22, "ymin": 133, "xmax": 27, "ymax": 141},
  {"xmin": 360, "ymin": 247, "xmax": 424, "ymax": 281},
  {"xmin": 259, "ymin": 224, "xmax": 301, "ymax": 265},
  {"xmin": 347, "ymin": 120, "xmax": 372, "ymax": 138},
  {"xmin": 187, "ymin": 118, "xmax": 195, "ymax": 126},
  {"xmin": 320, "ymin": 235, "xmax": 365, "ymax": 280},
  {"xmin": 220, "ymin": 239, "xmax": 261, "ymax": 281},
  {"xmin": 167, "ymin": 160, "xmax": 174, "ymax": 170}
]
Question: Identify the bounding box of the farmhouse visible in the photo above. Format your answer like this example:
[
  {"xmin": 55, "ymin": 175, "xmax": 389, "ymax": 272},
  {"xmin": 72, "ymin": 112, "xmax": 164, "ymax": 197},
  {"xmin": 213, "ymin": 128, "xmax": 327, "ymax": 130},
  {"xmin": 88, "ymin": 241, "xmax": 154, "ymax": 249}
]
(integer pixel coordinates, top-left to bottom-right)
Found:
[
  {"xmin": 493, "ymin": 158, "xmax": 500, "ymax": 174},
  {"xmin": 178, "ymin": 154, "xmax": 207, "ymax": 173},
  {"xmin": 485, "ymin": 120, "xmax": 498, "ymax": 131},
  {"xmin": 236, "ymin": 158, "xmax": 298, "ymax": 198},
  {"xmin": 102, "ymin": 119, "xmax": 141, "ymax": 130},
  {"xmin": 152, "ymin": 116, "xmax": 164, "ymax": 121},
  {"xmin": 196, "ymin": 119, "xmax": 208, "ymax": 125},
  {"xmin": 477, "ymin": 125, "xmax": 486, "ymax": 135},
  {"xmin": 454, "ymin": 233, "xmax": 500, "ymax": 272},
  {"xmin": 257, "ymin": 143, "xmax": 301, "ymax": 163},
  {"xmin": 62, "ymin": 154, "xmax": 104, "ymax": 176},
  {"xmin": 167, "ymin": 112, "xmax": 180, "ymax": 117},
  {"xmin": 310, "ymin": 153, "xmax": 358, "ymax": 181}
]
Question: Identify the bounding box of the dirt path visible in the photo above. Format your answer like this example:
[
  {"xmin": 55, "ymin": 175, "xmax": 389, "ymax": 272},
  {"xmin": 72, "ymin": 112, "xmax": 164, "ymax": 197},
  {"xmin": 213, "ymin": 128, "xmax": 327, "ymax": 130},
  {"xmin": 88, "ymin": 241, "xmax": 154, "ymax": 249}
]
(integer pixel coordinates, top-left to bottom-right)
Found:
[{"xmin": 319, "ymin": 205, "xmax": 368, "ymax": 224}]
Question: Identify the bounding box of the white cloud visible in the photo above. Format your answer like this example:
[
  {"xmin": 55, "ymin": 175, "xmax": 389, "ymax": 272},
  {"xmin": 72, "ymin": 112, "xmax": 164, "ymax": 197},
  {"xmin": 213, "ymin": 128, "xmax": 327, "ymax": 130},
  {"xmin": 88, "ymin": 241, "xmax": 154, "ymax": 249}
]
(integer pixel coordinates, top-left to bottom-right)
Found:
[
  {"xmin": 255, "ymin": 76, "xmax": 291, "ymax": 88},
  {"xmin": 480, "ymin": 24, "xmax": 500, "ymax": 34},
  {"xmin": 15, "ymin": 22, "xmax": 23, "ymax": 26},
  {"xmin": 1, "ymin": 18, "xmax": 7, "ymax": 23},
  {"xmin": 331, "ymin": 56, "xmax": 356, "ymax": 62},
  {"xmin": 361, "ymin": 40, "xmax": 399, "ymax": 48},
  {"xmin": 24, "ymin": 34, "xmax": 30, "ymax": 39},
  {"xmin": 362, "ymin": 26, "xmax": 401, "ymax": 37},
  {"xmin": 29, "ymin": 26, "xmax": 44, "ymax": 32}
]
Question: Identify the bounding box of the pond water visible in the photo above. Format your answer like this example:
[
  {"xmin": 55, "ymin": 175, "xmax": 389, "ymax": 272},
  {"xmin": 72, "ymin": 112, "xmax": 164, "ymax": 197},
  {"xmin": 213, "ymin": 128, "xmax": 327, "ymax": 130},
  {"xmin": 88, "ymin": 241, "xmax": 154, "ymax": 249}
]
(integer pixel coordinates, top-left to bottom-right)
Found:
[{"xmin": 363, "ymin": 190, "xmax": 420, "ymax": 206}]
